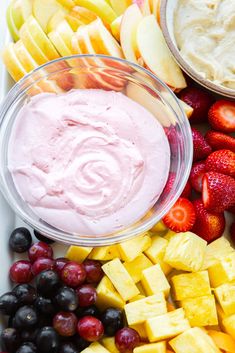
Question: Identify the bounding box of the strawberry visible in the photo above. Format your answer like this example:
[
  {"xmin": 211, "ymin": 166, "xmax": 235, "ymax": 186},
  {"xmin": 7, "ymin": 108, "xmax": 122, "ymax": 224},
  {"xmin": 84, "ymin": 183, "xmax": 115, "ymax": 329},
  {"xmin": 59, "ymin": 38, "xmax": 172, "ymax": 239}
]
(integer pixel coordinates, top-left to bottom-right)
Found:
[
  {"xmin": 192, "ymin": 128, "xmax": 212, "ymax": 161},
  {"xmin": 162, "ymin": 197, "xmax": 196, "ymax": 232},
  {"xmin": 202, "ymin": 172, "xmax": 235, "ymax": 212},
  {"xmin": 192, "ymin": 199, "xmax": 225, "ymax": 243},
  {"xmin": 181, "ymin": 180, "xmax": 192, "ymax": 198},
  {"xmin": 230, "ymin": 222, "xmax": 235, "ymax": 245},
  {"xmin": 163, "ymin": 172, "xmax": 176, "ymax": 195},
  {"xmin": 205, "ymin": 149, "xmax": 235, "ymax": 178},
  {"xmin": 205, "ymin": 130, "xmax": 235, "ymax": 153},
  {"xmin": 228, "ymin": 205, "xmax": 235, "ymax": 214},
  {"xmin": 189, "ymin": 161, "xmax": 206, "ymax": 193},
  {"xmin": 208, "ymin": 100, "xmax": 235, "ymax": 133},
  {"xmin": 179, "ymin": 86, "xmax": 214, "ymax": 124}
]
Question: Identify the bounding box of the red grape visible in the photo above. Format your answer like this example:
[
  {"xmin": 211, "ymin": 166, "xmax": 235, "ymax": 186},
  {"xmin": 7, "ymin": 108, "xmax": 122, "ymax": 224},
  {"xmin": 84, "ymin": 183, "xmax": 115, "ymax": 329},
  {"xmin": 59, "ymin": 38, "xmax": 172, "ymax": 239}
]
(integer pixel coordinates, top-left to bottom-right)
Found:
[
  {"xmin": 77, "ymin": 316, "xmax": 104, "ymax": 342},
  {"xmin": 31, "ymin": 258, "xmax": 55, "ymax": 276},
  {"xmin": 83, "ymin": 260, "xmax": 103, "ymax": 284},
  {"xmin": 61, "ymin": 262, "xmax": 86, "ymax": 288},
  {"xmin": 54, "ymin": 258, "xmax": 69, "ymax": 275},
  {"xmin": 53, "ymin": 312, "xmax": 78, "ymax": 337},
  {"xmin": 76, "ymin": 285, "xmax": 97, "ymax": 307},
  {"xmin": 115, "ymin": 328, "xmax": 140, "ymax": 352},
  {"xmin": 28, "ymin": 242, "xmax": 53, "ymax": 263},
  {"xmin": 9, "ymin": 261, "xmax": 33, "ymax": 284}
]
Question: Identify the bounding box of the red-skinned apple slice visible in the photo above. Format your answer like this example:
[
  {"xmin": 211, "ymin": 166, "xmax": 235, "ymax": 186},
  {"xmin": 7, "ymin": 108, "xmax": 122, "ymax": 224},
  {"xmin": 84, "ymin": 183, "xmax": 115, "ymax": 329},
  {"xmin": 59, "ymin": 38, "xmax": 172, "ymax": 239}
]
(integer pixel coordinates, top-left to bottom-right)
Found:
[
  {"xmin": 120, "ymin": 4, "xmax": 143, "ymax": 64},
  {"xmin": 136, "ymin": 15, "xmax": 186, "ymax": 89},
  {"xmin": 133, "ymin": 0, "xmax": 151, "ymax": 15}
]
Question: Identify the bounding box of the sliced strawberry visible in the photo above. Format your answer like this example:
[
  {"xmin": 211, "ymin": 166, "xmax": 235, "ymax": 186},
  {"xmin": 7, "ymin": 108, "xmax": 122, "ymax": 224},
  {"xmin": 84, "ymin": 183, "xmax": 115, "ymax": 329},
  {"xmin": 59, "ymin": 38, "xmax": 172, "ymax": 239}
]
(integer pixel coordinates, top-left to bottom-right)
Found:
[
  {"xmin": 208, "ymin": 100, "xmax": 235, "ymax": 133},
  {"xmin": 192, "ymin": 199, "xmax": 225, "ymax": 243},
  {"xmin": 162, "ymin": 197, "xmax": 196, "ymax": 232},
  {"xmin": 205, "ymin": 130, "xmax": 235, "ymax": 153},
  {"xmin": 205, "ymin": 149, "xmax": 235, "ymax": 178},
  {"xmin": 192, "ymin": 128, "xmax": 212, "ymax": 162},
  {"xmin": 202, "ymin": 172, "xmax": 235, "ymax": 212},
  {"xmin": 180, "ymin": 180, "xmax": 192, "ymax": 199},
  {"xmin": 230, "ymin": 222, "xmax": 235, "ymax": 245},
  {"xmin": 189, "ymin": 161, "xmax": 206, "ymax": 193},
  {"xmin": 179, "ymin": 86, "xmax": 214, "ymax": 124}
]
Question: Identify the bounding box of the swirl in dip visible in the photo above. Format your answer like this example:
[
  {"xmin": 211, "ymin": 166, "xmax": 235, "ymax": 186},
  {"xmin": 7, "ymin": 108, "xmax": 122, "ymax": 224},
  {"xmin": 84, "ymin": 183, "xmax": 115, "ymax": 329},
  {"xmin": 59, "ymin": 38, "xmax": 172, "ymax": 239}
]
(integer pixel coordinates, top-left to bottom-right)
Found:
[
  {"xmin": 8, "ymin": 89, "xmax": 170, "ymax": 235},
  {"xmin": 174, "ymin": 0, "xmax": 235, "ymax": 89}
]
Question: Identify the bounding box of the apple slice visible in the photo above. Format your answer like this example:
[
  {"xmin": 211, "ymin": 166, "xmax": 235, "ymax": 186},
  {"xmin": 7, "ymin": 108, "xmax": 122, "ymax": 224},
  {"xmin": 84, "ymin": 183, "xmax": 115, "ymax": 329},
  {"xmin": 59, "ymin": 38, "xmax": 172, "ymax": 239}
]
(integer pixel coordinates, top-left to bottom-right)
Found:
[
  {"xmin": 133, "ymin": 0, "xmax": 151, "ymax": 15},
  {"xmin": 74, "ymin": 0, "xmax": 117, "ymax": 25},
  {"xmin": 120, "ymin": 4, "xmax": 142, "ymax": 64},
  {"xmin": 6, "ymin": 1, "xmax": 21, "ymax": 41},
  {"xmin": 2, "ymin": 43, "xmax": 27, "ymax": 81},
  {"xmin": 48, "ymin": 31, "xmax": 72, "ymax": 56},
  {"xmin": 46, "ymin": 10, "xmax": 66, "ymax": 33},
  {"xmin": 65, "ymin": 14, "xmax": 83, "ymax": 31},
  {"xmin": 136, "ymin": 15, "xmax": 186, "ymax": 89},
  {"xmin": 57, "ymin": 0, "xmax": 75, "ymax": 9},
  {"xmin": 69, "ymin": 6, "xmax": 98, "ymax": 24},
  {"xmin": 23, "ymin": 16, "xmax": 60, "ymax": 61},
  {"xmin": 109, "ymin": 0, "xmax": 132, "ymax": 16},
  {"xmin": 14, "ymin": 40, "xmax": 38, "ymax": 73},
  {"xmin": 52, "ymin": 20, "xmax": 74, "ymax": 51},
  {"xmin": 110, "ymin": 15, "xmax": 122, "ymax": 41},
  {"xmin": 33, "ymin": 0, "xmax": 67, "ymax": 32},
  {"xmin": 20, "ymin": 0, "xmax": 33, "ymax": 21},
  {"xmin": 20, "ymin": 23, "xmax": 49, "ymax": 65},
  {"xmin": 149, "ymin": 0, "xmax": 161, "ymax": 23}
]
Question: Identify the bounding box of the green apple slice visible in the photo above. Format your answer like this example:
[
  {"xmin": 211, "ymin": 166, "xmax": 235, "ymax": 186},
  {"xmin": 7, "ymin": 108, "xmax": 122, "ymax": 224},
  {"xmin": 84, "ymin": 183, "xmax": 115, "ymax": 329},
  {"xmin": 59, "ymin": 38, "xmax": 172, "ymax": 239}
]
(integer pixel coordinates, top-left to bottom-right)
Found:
[{"xmin": 33, "ymin": 0, "xmax": 68, "ymax": 32}]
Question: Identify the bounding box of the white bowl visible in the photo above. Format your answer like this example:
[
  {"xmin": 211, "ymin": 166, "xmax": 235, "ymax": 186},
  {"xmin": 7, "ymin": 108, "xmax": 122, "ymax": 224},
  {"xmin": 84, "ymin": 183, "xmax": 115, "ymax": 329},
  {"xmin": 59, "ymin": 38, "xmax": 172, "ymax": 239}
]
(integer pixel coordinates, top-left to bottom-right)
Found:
[{"xmin": 160, "ymin": 0, "xmax": 235, "ymax": 99}]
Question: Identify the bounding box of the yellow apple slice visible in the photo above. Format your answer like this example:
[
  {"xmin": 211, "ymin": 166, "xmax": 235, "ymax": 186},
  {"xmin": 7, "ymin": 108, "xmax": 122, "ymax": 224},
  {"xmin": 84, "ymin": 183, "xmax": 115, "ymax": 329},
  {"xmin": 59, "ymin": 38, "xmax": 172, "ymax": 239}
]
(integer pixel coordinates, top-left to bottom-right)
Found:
[
  {"xmin": 52, "ymin": 20, "xmax": 74, "ymax": 51},
  {"xmin": 149, "ymin": 0, "xmax": 161, "ymax": 23},
  {"xmin": 87, "ymin": 18, "xmax": 123, "ymax": 58},
  {"xmin": 57, "ymin": 0, "xmax": 75, "ymax": 9},
  {"xmin": 110, "ymin": 15, "xmax": 122, "ymax": 41},
  {"xmin": 134, "ymin": 0, "xmax": 151, "ymax": 16},
  {"xmin": 20, "ymin": 0, "xmax": 33, "ymax": 21},
  {"xmin": 14, "ymin": 40, "xmax": 38, "ymax": 73},
  {"xmin": 48, "ymin": 30, "xmax": 72, "ymax": 56},
  {"xmin": 65, "ymin": 14, "xmax": 83, "ymax": 31},
  {"xmin": 33, "ymin": 0, "xmax": 67, "ymax": 32},
  {"xmin": 74, "ymin": 0, "xmax": 117, "ymax": 25},
  {"xmin": 137, "ymin": 15, "xmax": 186, "ymax": 89},
  {"xmin": 109, "ymin": 0, "xmax": 132, "ymax": 16},
  {"xmin": 2, "ymin": 43, "xmax": 27, "ymax": 81},
  {"xmin": 6, "ymin": 2, "xmax": 21, "ymax": 41},
  {"xmin": 46, "ymin": 10, "xmax": 66, "ymax": 33},
  {"xmin": 23, "ymin": 16, "xmax": 60, "ymax": 61},
  {"xmin": 68, "ymin": 6, "xmax": 98, "ymax": 24},
  {"xmin": 11, "ymin": 0, "xmax": 25, "ymax": 29},
  {"xmin": 120, "ymin": 4, "xmax": 142, "ymax": 64},
  {"xmin": 20, "ymin": 24, "xmax": 49, "ymax": 65}
]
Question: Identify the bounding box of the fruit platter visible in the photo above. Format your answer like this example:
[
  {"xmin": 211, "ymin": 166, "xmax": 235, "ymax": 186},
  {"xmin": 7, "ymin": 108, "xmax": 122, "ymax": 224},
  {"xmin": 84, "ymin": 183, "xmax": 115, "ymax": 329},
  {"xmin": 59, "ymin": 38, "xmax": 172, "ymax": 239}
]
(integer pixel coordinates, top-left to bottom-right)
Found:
[{"xmin": 0, "ymin": 0, "xmax": 235, "ymax": 352}]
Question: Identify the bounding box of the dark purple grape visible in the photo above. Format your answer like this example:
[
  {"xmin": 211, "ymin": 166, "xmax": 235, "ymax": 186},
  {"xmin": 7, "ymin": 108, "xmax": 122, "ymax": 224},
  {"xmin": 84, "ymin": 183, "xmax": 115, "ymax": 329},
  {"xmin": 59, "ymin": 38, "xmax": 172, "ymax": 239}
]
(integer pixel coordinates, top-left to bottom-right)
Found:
[
  {"xmin": 55, "ymin": 286, "xmax": 78, "ymax": 312},
  {"xmin": 1, "ymin": 328, "xmax": 20, "ymax": 352},
  {"xmin": 36, "ymin": 270, "xmax": 60, "ymax": 298},
  {"xmin": 16, "ymin": 342, "xmax": 37, "ymax": 353},
  {"xmin": 35, "ymin": 296, "xmax": 56, "ymax": 315},
  {"xmin": 13, "ymin": 284, "xmax": 37, "ymax": 305},
  {"xmin": 59, "ymin": 341, "xmax": 78, "ymax": 353},
  {"xmin": 76, "ymin": 305, "xmax": 100, "ymax": 319},
  {"xmin": 9, "ymin": 228, "xmax": 32, "ymax": 253},
  {"xmin": 36, "ymin": 327, "xmax": 60, "ymax": 353},
  {"xmin": 34, "ymin": 230, "xmax": 55, "ymax": 244},
  {"xmin": 101, "ymin": 308, "xmax": 124, "ymax": 336},
  {"xmin": 0, "ymin": 292, "xmax": 18, "ymax": 316},
  {"xmin": 13, "ymin": 306, "xmax": 38, "ymax": 330}
]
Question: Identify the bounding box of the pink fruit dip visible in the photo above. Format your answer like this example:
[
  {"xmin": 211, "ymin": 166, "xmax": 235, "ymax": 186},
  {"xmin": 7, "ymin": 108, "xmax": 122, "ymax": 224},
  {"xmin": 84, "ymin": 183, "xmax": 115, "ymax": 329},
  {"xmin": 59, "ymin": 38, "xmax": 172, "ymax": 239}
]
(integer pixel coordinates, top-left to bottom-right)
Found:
[{"xmin": 8, "ymin": 89, "xmax": 170, "ymax": 235}]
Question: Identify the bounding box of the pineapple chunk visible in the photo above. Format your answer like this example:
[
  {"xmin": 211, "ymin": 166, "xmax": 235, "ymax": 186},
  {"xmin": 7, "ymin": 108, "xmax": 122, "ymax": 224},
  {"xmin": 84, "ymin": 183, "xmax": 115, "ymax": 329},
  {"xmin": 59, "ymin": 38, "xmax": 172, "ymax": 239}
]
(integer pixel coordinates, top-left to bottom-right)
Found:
[
  {"xmin": 214, "ymin": 282, "xmax": 235, "ymax": 316},
  {"xmin": 171, "ymin": 271, "xmax": 211, "ymax": 300},
  {"xmin": 223, "ymin": 314, "xmax": 235, "ymax": 340},
  {"xmin": 133, "ymin": 341, "xmax": 166, "ymax": 353},
  {"xmin": 81, "ymin": 342, "xmax": 111, "ymax": 353},
  {"xmin": 145, "ymin": 308, "xmax": 190, "ymax": 342},
  {"xmin": 125, "ymin": 293, "xmax": 167, "ymax": 325},
  {"xmin": 96, "ymin": 276, "xmax": 125, "ymax": 310},
  {"xmin": 130, "ymin": 323, "xmax": 148, "ymax": 339},
  {"xmin": 66, "ymin": 246, "xmax": 93, "ymax": 263},
  {"xmin": 208, "ymin": 253, "xmax": 235, "ymax": 288},
  {"xmin": 144, "ymin": 235, "xmax": 172, "ymax": 275},
  {"xmin": 164, "ymin": 230, "xmax": 176, "ymax": 241},
  {"xmin": 88, "ymin": 245, "xmax": 120, "ymax": 261},
  {"xmin": 102, "ymin": 259, "xmax": 139, "ymax": 301},
  {"xmin": 124, "ymin": 254, "xmax": 152, "ymax": 283},
  {"xmin": 101, "ymin": 337, "xmax": 120, "ymax": 353},
  {"xmin": 151, "ymin": 220, "xmax": 167, "ymax": 233},
  {"xmin": 202, "ymin": 237, "xmax": 234, "ymax": 270},
  {"xmin": 117, "ymin": 233, "xmax": 151, "ymax": 262},
  {"xmin": 169, "ymin": 327, "xmax": 221, "ymax": 353},
  {"xmin": 180, "ymin": 295, "xmax": 218, "ymax": 327},
  {"xmin": 141, "ymin": 264, "xmax": 170, "ymax": 297},
  {"xmin": 164, "ymin": 232, "xmax": 207, "ymax": 272},
  {"xmin": 129, "ymin": 295, "xmax": 146, "ymax": 302}
]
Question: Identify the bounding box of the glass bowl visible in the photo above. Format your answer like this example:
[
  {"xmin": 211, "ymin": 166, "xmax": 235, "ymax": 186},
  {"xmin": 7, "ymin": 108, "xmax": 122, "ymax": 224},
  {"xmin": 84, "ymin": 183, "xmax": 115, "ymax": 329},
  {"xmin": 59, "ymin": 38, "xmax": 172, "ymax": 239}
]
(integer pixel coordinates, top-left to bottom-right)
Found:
[{"xmin": 0, "ymin": 55, "xmax": 193, "ymax": 246}]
